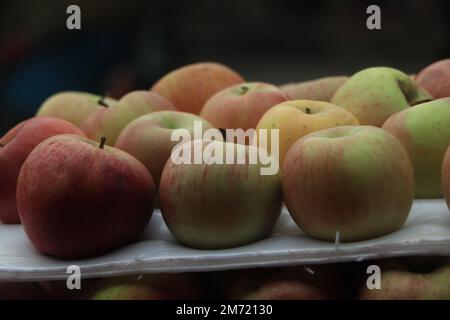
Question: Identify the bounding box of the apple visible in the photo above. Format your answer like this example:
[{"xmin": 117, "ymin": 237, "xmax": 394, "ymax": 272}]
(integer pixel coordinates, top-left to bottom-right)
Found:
[
  {"xmin": 0, "ymin": 117, "xmax": 85, "ymax": 224},
  {"xmin": 151, "ymin": 62, "xmax": 245, "ymax": 114},
  {"xmin": 331, "ymin": 67, "xmax": 432, "ymax": 126},
  {"xmin": 17, "ymin": 134, "xmax": 156, "ymax": 259},
  {"xmin": 0, "ymin": 282, "xmax": 50, "ymax": 300},
  {"xmin": 282, "ymin": 126, "xmax": 414, "ymax": 242},
  {"xmin": 227, "ymin": 265, "xmax": 343, "ymax": 300},
  {"xmin": 443, "ymin": 146, "xmax": 450, "ymax": 209},
  {"xmin": 416, "ymin": 59, "xmax": 450, "ymax": 99},
  {"xmin": 88, "ymin": 273, "xmax": 202, "ymax": 300},
  {"xmin": 280, "ymin": 76, "xmax": 348, "ymax": 101},
  {"xmin": 255, "ymin": 100, "xmax": 359, "ymax": 165},
  {"xmin": 115, "ymin": 111, "xmax": 219, "ymax": 188},
  {"xmin": 159, "ymin": 139, "xmax": 282, "ymax": 249},
  {"xmin": 200, "ymin": 82, "xmax": 287, "ymax": 130},
  {"xmin": 359, "ymin": 257, "xmax": 450, "ymax": 300},
  {"xmin": 382, "ymin": 98, "xmax": 450, "ymax": 198},
  {"xmin": 81, "ymin": 90, "xmax": 175, "ymax": 146},
  {"xmin": 36, "ymin": 91, "xmax": 115, "ymax": 127},
  {"xmin": 39, "ymin": 278, "xmax": 100, "ymax": 300}
]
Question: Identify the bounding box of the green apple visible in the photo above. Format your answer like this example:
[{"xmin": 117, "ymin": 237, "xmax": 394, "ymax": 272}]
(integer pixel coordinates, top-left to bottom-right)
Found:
[
  {"xmin": 331, "ymin": 67, "xmax": 432, "ymax": 126},
  {"xmin": 359, "ymin": 257, "xmax": 450, "ymax": 300},
  {"xmin": 382, "ymin": 98, "xmax": 450, "ymax": 198},
  {"xmin": 115, "ymin": 111, "xmax": 219, "ymax": 188},
  {"xmin": 280, "ymin": 76, "xmax": 348, "ymax": 101},
  {"xmin": 282, "ymin": 126, "xmax": 414, "ymax": 242},
  {"xmin": 443, "ymin": 146, "xmax": 450, "ymax": 209},
  {"xmin": 81, "ymin": 91, "xmax": 175, "ymax": 145},
  {"xmin": 159, "ymin": 139, "xmax": 282, "ymax": 249},
  {"xmin": 36, "ymin": 91, "xmax": 115, "ymax": 127}
]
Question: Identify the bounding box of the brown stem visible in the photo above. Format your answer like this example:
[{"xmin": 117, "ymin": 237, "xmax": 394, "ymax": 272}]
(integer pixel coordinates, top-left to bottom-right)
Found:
[
  {"xmin": 99, "ymin": 137, "xmax": 107, "ymax": 149},
  {"xmin": 0, "ymin": 143, "xmax": 4, "ymax": 148},
  {"xmin": 305, "ymin": 108, "xmax": 311, "ymax": 114},
  {"xmin": 240, "ymin": 86, "xmax": 249, "ymax": 95},
  {"xmin": 98, "ymin": 95, "xmax": 109, "ymax": 107}
]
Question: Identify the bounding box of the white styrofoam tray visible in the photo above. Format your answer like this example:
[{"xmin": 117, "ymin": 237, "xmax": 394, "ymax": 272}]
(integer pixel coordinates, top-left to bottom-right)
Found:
[{"xmin": 0, "ymin": 199, "xmax": 449, "ymax": 281}]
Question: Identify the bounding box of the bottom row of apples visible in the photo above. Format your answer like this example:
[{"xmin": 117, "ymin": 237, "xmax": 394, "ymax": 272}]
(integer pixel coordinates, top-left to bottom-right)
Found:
[{"xmin": 1, "ymin": 256, "xmax": 449, "ymax": 300}]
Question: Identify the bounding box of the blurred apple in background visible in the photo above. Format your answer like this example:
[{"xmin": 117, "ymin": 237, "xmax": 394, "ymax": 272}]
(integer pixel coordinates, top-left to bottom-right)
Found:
[
  {"xmin": 280, "ymin": 76, "xmax": 348, "ymax": 101},
  {"xmin": 36, "ymin": 91, "xmax": 114, "ymax": 127},
  {"xmin": 282, "ymin": 126, "xmax": 414, "ymax": 242},
  {"xmin": 443, "ymin": 146, "xmax": 450, "ymax": 209},
  {"xmin": 81, "ymin": 91, "xmax": 175, "ymax": 145},
  {"xmin": 17, "ymin": 134, "xmax": 155, "ymax": 259},
  {"xmin": 331, "ymin": 67, "xmax": 432, "ymax": 126},
  {"xmin": 256, "ymin": 100, "xmax": 359, "ymax": 164},
  {"xmin": 359, "ymin": 257, "xmax": 450, "ymax": 300},
  {"xmin": 227, "ymin": 265, "xmax": 344, "ymax": 300},
  {"xmin": 151, "ymin": 62, "xmax": 245, "ymax": 114},
  {"xmin": 0, "ymin": 117, "xmax": 85, "ymax": 224},
  {"xmin": 416, "ymin": 59, "xmax": 450, "ymax": 99},
  {"xmin": 200, "ymin": 82, "xmax": 287, "ymax": 130},
  {"xmin": 115, "ymin": 111, "xmax": 219, "ymax": 189},
  {"xmin": 159, "ymin": 139, "xmax": 282, "ymax": 249},
  {"xmin": 382, "ymin": 98, "xmax": 450, "ymax": 198}
]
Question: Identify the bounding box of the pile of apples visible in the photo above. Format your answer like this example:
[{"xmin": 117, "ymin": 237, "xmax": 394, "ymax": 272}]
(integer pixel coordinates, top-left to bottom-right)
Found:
[{"xmin": 1, "ymin": 60, "xmax": 450, "ymax": 259}]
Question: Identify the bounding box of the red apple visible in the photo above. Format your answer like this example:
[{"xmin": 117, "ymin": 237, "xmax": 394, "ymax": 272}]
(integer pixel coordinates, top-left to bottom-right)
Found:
[
  {"xmin": 0, "ymin": 117, "xmax": 85, "ymax": 224},
  {"xmin": 200, "ymin": 82, "xmax": 287, "ymax": 130},
  {"xmin": 282, "ymin": 126, "xmax": 414, "ymax": 242},
  {"xmin": 17, "ymin": 134, "xmax": 155, "ymax": 259},
  {"xmin": 416, "ymin": 59, "xmax": 450, "ymax": 98},
  {"xmin": 151, "ymin": 62, "xmax": 245, "ymax": 114}
]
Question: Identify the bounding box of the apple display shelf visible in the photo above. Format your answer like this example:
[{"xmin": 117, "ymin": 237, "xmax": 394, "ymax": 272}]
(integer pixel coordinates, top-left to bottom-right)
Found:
[{"xmin": 0, "ymin": 199, "xmax": 449, "ymax": 281}]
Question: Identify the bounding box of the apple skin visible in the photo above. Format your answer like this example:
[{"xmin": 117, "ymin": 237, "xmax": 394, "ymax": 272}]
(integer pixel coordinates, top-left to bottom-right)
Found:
[
  {"xmin": 416, "ymin": 59, "xmax": 450, "ymax": 99},
  {"xmin": 382, "ymin": 98, "xmax": 450, "ymax": 198},
  {"xmin": 17, "ymin": 134, "xmax": 156, "ymax": 259},
  {"xmin": 36, "ymin": 91, "xmax": 114, "ymax": 127},
  {"xmin": 151, "ymin": 62, "xmax": 245, "ymax": 114},
  {"xmin": 0, "ymin": 282, "xmax": 50, "ymax": 300},
  {"xmin": 88, "ymin": 274, "xmax": 202, "ymax": 300},
  {"xmin": 0, "ymin": 117, "xmax": 86, "ymax": 224},
  {"xmin": 444, "ymin": 146, "xmax": 450, "ymax": 209},
  {"xmin": 359, "ymin": 257, "xmax": 450, "ymax": 300},
  {"xmin": 331, "ymin": 67, "xmax": 432, "ymax": 127},
  {"xmin": 280, "ymin": 76, "xmax": 348, "ymax": 101},
  {"xmin": 227, "ymin": 265, "xmax": 343, "ymax": 300},
  {"xmin": 200, "ymin": 82, "xmax": 287, "ymax": 130},
  {"xmin": 81, "ymin": 91, "xmax": 175, "ymax": 146},
  {"xmin": 282, "ymin": 126, "xmax": 414, "ymax": 242},
  {"xmin": 115, "ymin": 111, "xmax": 219, "ymax": 188},
  {"xmin": 159, "ymin": 140, "xmax": 282, "ymax": 249},
  {"xmin": 256, "ymin": 100, "xmax": 359, "ymax": 165}
]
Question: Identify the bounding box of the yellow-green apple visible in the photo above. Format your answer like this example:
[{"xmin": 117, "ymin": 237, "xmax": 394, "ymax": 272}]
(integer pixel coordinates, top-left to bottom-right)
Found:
[
  {"xmin": 227, "ymin": 265, "xmax": 343, "ymax": 300},
  {"xmin": 115, "ymin": 111, "xmax": 219, "ymax": 188},
  {"xmin": 443, "ymin": 146, "xmax": 450, "ymax": 209},
  {"xmin": 151, "ymin": 62, "xmax": 244, "ymax": 114},
  {"xmin": 382, "ymin": 98, "xmax": 450, "ymax": 198},
  {"xmin": 255, "ymin": 100, "xmax": 359, "ymax": 165},
  {"xmin": 81, "ymin": 91, "xmax": 175, "ymax": 145},
  {"xmin": 88, "ymin": 273, "xmax": 202, "ymax": 300},
  {"xmin": 331, "ymin": 67, "xmax": 432, "ymax": 126},
  {"xmin": 200, "ymin": 82, "xmax": 287, "ymax": 130},
  {"xmin": 16, "ymin": 134, "xmax": 155, "ymax": 259},
  {"xmin": 359, "ymin": 257, "xmax": 450, "ymax": 300},
  {"xmin": 36, "ymin": 91, "xmax": 116, "ymax": 127},
  {"xmin": 0, "ymin": 282, "xmax": 50, "ymax": 300},
  {"xmin": 159, "ymin": 139, "xmax": 282, "ymax": 249},
  {"xmin": 280, "ymin": 76, "xmax": 348, "ymax": 101},
  {"xmin": 416, "ymin": 59, "xmax": 450, "ymax": 98},
  {"xmin": 0, "ymin": 117, "xmax": 85, "ymax": 224},
  {"xmin": 282, "ymin": 126, "xmax": 414, "ymax": 242}
]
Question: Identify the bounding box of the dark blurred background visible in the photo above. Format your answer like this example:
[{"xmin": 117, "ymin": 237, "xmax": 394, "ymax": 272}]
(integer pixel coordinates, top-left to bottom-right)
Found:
[{"xmin": 1, "ymin": 0, "xmax": 449, "ymax": 134}]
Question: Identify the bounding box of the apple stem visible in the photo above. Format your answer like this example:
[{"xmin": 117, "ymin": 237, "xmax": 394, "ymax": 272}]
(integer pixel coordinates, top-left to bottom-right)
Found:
[
  {"xmin": 99, "ymin": 137, "xmax": 107, "ymax": 149},
  {"xmin": 0, "ymin": 143, "xmax": 4, "ymax": 148},
  {"xmin": 240, "ymin": 86, "xmax": 249, "ymax": 95},
  {"xmin": 219, "ymin": 128, "xmax": 226, "ymax": 140},
  {"xmin": 305, "ymin": 108, "xmax": 312, "ymax": 114},
  {"xmin": 98, "ymin": 95, "xmax": 109, "ymax": 107}
]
